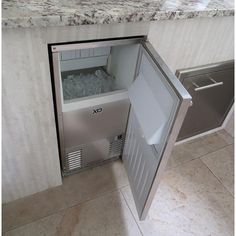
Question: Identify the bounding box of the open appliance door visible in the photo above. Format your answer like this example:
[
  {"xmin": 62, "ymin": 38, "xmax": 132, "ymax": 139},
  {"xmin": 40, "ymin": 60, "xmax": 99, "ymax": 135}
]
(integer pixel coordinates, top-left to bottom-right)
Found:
[{"xmin": 123, "ymin": 41, "xmax": 192, "ymax": 220}]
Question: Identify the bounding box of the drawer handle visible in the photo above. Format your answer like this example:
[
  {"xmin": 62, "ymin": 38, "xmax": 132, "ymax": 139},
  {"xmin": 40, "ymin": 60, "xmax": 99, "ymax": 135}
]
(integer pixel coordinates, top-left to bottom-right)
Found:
[{"xmin": 193, "ymin": 78, "xmax": 223, "ymax": 91}]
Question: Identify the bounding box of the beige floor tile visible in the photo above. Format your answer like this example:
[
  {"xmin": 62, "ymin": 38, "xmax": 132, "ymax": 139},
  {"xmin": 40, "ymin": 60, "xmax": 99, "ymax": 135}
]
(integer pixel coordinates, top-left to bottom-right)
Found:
[
  {"xmin": 167, "ymin": 130, "xmax": 233, "ymax": 169},
  {"xmin": 201, "ymin": 145, "xmax": 234, "ymax": 195},
  {"xmin": 217, "ymin": 129, "xmax": 234, "ymax": 145},
  {"xmin": 5, "ymin": 191, "xmax": 142, "ymax": 236},
  {"xmin": 2, "ymin": 186, "xmax": 66, "ymax": 232},
  {"xmin": 62, "ymin": 159, "xmax": 129, "ymax": 207},
  {"xmin": 200, "ymin": 130, "xmax": 233, "ymax": 151},
  {"xmin": 121, "ymin": 159, "xmax": 234, "ymax": 236},
  {"xmin": 4, "ymin": 214, "xmax": 63, "ymax": 236}
]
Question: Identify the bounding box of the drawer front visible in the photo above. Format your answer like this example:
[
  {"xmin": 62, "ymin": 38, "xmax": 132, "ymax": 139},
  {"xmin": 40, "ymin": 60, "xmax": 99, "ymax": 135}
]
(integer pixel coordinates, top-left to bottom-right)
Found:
[{"xmin": 177, "ymin": 64, "xmax": 234, "ymax": 140}]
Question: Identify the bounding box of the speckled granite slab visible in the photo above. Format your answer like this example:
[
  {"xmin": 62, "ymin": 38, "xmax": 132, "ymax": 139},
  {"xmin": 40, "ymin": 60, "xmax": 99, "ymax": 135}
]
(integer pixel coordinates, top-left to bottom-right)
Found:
[{"xmin": 2, "ymin": 0, "xmax": 234, "ymax": 28}]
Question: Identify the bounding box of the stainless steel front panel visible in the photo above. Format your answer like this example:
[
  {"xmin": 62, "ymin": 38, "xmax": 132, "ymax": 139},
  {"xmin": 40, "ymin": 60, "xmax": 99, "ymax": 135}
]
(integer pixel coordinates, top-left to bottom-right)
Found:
[
  {"xmin": 63, "ymin": 98, "xmax": 130, "ymax": 148},
  {"xmin": 176, "ymin": 61, "xmax": 234, "ymax": 140}
]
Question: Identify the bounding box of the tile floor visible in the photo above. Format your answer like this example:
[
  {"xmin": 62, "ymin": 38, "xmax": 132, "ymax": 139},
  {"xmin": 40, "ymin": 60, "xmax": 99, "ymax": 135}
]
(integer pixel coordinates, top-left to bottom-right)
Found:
[{"xmin": 2, "ymin": 130, "xmax": 234, "ymax": 236}]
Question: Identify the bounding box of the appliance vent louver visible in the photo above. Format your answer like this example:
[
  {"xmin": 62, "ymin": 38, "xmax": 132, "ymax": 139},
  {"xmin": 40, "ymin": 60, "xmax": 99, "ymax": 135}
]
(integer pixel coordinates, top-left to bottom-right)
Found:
[
  {"xmin": 66, "ymin": 149, "xmax": 82, "ymax": 171},
  {"xmin": 109, "ymin": 135, "xmax": 124, "ymax": 157},
  {"xmin": 64, "ymin": 135, "xmax": 125, "ymax": 175}
]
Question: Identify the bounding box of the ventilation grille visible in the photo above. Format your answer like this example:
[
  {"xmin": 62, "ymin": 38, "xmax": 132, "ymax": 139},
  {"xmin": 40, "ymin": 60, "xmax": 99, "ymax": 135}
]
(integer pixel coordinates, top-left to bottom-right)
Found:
[
  {"xmin": 64, "ymin": 134, "xmax": 125, "ymax": 175},
  {"xmin": 66, "ymin": 149, "xmax": 82, "ymax": 171},
  {"xmin": 109, "ymin": 135, "xmax": 124, "ymax": 157}
]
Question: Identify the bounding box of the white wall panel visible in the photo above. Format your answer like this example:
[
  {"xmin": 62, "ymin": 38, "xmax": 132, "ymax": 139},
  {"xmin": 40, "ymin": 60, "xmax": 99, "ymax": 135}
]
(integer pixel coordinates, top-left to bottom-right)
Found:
[
  {"xmin": 2, "ymin": 27, "xmax": 62, "ymax": 203},
  {"xmin": 2, "ymin": 22, "xmax": 150, "ymax": 203},
  {"xmin": 148, "ymin": 16, "xmax": 234, "ymax": 72}
]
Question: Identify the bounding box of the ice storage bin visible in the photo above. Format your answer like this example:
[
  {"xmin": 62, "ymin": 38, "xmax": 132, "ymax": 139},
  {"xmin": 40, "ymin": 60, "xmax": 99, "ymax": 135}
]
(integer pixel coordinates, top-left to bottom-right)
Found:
[
  {"xmin": 61, "ymin": 68, "xmax": 116, "ymax": 101},
  {"xmin": 60, "ymin": 47, "xmax": 118, "ymax": 101}
]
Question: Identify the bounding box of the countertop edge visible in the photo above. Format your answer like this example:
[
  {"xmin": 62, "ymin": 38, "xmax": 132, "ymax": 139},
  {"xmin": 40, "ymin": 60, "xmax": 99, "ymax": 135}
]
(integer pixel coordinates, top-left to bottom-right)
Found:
[{"xmin": 2, "ymin": 9, "xmax": 234, "ymax": 29}]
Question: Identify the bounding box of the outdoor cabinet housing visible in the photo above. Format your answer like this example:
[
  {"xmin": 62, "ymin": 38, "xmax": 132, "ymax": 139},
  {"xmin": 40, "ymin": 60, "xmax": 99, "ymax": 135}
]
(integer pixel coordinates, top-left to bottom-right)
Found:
[{"xmin": 50, "ymin": 36, "xmax": 192, "ymax": 220}]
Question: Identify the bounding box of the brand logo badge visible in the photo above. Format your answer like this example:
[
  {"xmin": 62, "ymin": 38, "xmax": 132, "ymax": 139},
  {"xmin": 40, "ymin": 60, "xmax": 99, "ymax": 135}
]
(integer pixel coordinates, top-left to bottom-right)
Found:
[{"xmin": 92, "ymin": 108, "xmax": 103, "ymax": 114}]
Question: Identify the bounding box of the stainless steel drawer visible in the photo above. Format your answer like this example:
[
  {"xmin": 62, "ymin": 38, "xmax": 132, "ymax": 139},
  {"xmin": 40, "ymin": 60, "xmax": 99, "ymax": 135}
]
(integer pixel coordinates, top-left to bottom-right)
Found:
[{"xmin": 176, "ymin": 61, "xmax": 234, "ymax": 141}]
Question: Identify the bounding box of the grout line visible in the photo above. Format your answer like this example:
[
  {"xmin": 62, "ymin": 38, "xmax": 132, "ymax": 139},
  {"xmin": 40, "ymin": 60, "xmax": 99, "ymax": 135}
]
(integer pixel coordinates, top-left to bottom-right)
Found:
[
  {"xmin": 3, "ymin": 188, "xmax": 122, "ymax": 233},
  {"xmin": 200, "ymin": 143, "xmax": 233, "ymax": 157},
  {"xmin": 3, "ymin": 159, "xmax": 128, "ymax": 233},
  {"xmin": 199, "ymin": 159, "xmax": 234, "ymax": 198},
  {"xmin": 63, "ymin": 181, "xmax": 130, "ymax": 209},
  {"xmin": 3, "ymin": 207, "xmax": 66, "ymax": 233},
  {"xmin": 119, "ymin": 188, "xmax": 144, "ymax": 236},
  {"xmin": 167, "ymin": 143, "xmax": 234, "ymax": 171},
  {"xmin": 64, "ymin": 188, "xmax": 121, "ymax": 208},
  {"xmin": 4, "ymin": 138, "xmax": 234, "ymax": 233},
  {"xmin": 169, "ymin": 140, "xmax": 234, "ymax": 197}
]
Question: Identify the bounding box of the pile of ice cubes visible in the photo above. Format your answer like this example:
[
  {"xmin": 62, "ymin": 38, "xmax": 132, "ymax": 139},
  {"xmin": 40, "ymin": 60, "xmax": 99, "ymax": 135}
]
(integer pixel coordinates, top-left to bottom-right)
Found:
[{"xmin": 62, "ymin": 69, "xmax": 115, "ymax": 100}]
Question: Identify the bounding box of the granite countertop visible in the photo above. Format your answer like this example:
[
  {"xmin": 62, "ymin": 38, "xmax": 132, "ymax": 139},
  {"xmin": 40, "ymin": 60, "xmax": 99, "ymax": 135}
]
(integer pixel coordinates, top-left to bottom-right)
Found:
[{"xmin": 2, "ymin": 0, "xmax": 234, "ymax": 28}]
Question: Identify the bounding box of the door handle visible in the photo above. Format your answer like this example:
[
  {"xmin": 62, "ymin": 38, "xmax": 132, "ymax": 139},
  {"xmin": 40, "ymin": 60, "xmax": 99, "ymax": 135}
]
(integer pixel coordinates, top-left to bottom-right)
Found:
[{"xmin": 192, "ymin": 77, "xmax": 223, "ymax": 91}]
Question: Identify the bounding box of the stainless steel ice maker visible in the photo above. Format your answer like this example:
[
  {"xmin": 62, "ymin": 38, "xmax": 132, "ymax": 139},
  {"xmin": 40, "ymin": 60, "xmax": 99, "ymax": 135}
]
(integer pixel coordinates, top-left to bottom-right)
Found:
[{"xmin": 49, "ymin": 37, "xmax": 192, "ymax": 220}]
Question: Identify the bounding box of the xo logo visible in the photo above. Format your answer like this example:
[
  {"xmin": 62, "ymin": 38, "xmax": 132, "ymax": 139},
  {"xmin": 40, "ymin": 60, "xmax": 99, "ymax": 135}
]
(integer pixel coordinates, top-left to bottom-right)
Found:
[{"xmin": 92, "ymin": 107, "xmax": 103, "ymax": 114}]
